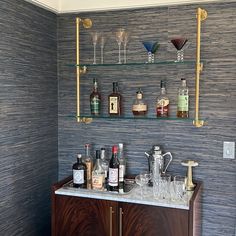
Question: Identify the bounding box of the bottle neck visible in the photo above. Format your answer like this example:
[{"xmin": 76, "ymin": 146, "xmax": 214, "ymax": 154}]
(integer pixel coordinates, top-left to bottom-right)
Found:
[
  {"xmin": 101, "ymin": 149, "xmax": 106, "ymax": 160},
  {"xmin": 181, "ymin": 80, "xmax": 187, "ymax": 87},
  {"xmin": 160, "ymin": 87, "xmax": 166, "ymax": 95},
  {"xmin": 93, "ymin": 81, "xmax": 98, "ymax": 92},
  {"xmin": 85, "ymin": 146, "xmax": 90, "ymax": 157},
  {"xmin": 113, "ymin": 83, "xmax": 118, "ymax": 93}
]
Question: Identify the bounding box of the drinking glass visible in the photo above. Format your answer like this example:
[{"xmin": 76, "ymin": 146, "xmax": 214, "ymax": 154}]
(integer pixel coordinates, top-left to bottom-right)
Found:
[
  {"xmin": 171, "ymin": 38, "xmax": 188, "ymax": 62},
  {"xmin": 100, "ymin": 35, "xmax": 106, "ymax": 64},
  {"xmin": 123, "ymin": 31, "xmax": 130, "ymax": 64},
  {"xmin": 115, "ymin": 28, "xmax": 125, "ymax": 64},
  {"xmin": 91, "ymin": 32, "xmax": 100, "ymax": 64},
  {"xmin": 135, "ymin": 172, "xmax": 151, "ymax": 199},
  {"xmin": 153, "ymin": 174, "xmax": 171, "ymax": 200},
  {"xmin": 142, "ymin": 41, "xmax": 159, "ymax": 63},
  {"xmin": 173, "ymin": 175, "xmax": 187, "ymax": 202}
]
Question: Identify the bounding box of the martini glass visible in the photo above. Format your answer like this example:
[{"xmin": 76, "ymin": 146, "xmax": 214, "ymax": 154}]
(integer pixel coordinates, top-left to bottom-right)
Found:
[
  {"xmin": 142, "ymin": 41, "xmax": 159, "ymax": 63},
  {"xmin": 91, "ymin": 32, "xmax": 100, "ymax": 64},
  {"xmin": 171, "ymin": 38, "xmax": 188, "ymax": 62},
  {"xmin": 135, "ymin": 172, "xmax": 151, "ymax": 199},
  {"xmin": 115, "ymin": 28, "xmax": 125, "ymax": 64}
]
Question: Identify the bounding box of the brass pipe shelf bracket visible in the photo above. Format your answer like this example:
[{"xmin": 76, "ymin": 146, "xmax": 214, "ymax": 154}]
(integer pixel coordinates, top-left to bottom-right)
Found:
[
  {"xmin": 193, "ymin": 8, "xmax": 207, "ymax": 127},
  {"xmin": 76, "ymin": 17, "xmax": 93, "ymax": 123}
]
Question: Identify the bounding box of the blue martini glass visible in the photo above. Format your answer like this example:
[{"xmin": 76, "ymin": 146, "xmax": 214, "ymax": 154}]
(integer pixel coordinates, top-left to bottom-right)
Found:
[{"xmin": 142, "ymin": 41, "xmax": 159, "ymax": 63}]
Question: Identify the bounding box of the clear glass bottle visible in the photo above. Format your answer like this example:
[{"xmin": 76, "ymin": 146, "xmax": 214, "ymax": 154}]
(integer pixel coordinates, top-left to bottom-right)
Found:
[
  {"xmin": 156, "ymin": 80, "xmax": 169, "ymax": 117},
  {"xmin": 92, "ymin": 150, "xmax": 105, "ymax": 190},
  {"xmin": 177, "ymin": 78, "xmax": 189, "ymax": 118},
  {"xmin": 90, "ymin": 78, "xmax": 101, "ymax": 116},
  {"xmin": 83, "ymin": 144, "xmax": 93, "ymax": 183},
  {"xmin": 118, "ymin": 143, "xmax": 126, "ymax": 193},
  {"xmin": 132, "ymin": 88, "xmax": 148, "ymax": 116},
  {"xmin": 72, "ymin": 154, "xmax": 87, "ymax": 188},
  {"xmin": 108, "ymin": 145, "xmax": 119, "ymax": 192},
  {"xmin": 108, "ymin": 82, "xmax": 122, "ymax": 116},
  {"xmin": 100, "ymin": 148, "xmax": 109, "ymax": 187}
]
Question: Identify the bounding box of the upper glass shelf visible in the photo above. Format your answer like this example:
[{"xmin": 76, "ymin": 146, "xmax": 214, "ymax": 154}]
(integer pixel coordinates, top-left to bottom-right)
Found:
[{"xmin": 67, "ymin": 60, "xmax": 197, "ymax": 68}]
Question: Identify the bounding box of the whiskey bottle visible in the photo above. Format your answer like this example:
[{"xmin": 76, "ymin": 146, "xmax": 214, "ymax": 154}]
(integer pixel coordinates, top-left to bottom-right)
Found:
[
  {"xmin": 83, "ymin": 144, "xmax": 93, "ymax": 183},
  {"xmin": 132, "ymin": 88, "xmax": 148, "ymax": 116},
  {"xmin": 108, "ymin": 145, "xmax": 119, "ymax": 192},
  {"xmin": 73, "ymin": 154, "xmax": 87, "ymax": 188},
  {"xmin": 92, "ymin": 150, "xmax": 105, "ymax": 190},
  {"xmin": 156, "ymin": 80, "xmax": 169, "ymax": 117},
  {"xmin": 90, "ymin": 78, "xmax": 101, "ymax": 116},
  {"xmin": 108, "ymin": 82, "xmax": 122, "ymax": 116},
  {"xmin": 177, "ymin": 78, "xmax": 189, "ymax": 118},
  {"xmin": 118, "ymin": 143, "xmax": 126, "ymax": 192}
]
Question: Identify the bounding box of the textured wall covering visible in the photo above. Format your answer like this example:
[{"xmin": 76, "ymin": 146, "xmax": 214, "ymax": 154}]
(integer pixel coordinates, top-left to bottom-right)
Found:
[
  {"xmin": 0, "ymin": 0, "xmax": 57, "ymax": 235},
  {"xmin": 58, "ymin": 1, "xmax": 236, "ymax": 236}
]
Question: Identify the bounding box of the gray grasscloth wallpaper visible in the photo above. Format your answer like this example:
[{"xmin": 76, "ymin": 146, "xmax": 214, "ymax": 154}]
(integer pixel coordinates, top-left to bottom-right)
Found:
[
  {"xmin": 58, "ymin": 1, "xmax": 236, "ymax": 236},
  {"xmin": 0, "ymin": 0, "xmax": 57, "ymax": 235}
]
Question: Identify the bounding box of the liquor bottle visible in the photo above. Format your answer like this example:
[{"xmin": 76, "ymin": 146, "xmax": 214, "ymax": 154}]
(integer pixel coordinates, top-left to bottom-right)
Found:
[
  {"xmin": 132, "ymin": 88, "xmax": 148, "ymax": 116},
  {"xmin": 100, "ymin": 147, "xmax": 109, "ymax": 187},
  {"xmin": 90, "ymin": 78, "xmax": 101, "ymax": 116},
  {"xmin": 118, "ymin": 143, "xmax": 126, "ymax": 192},
  {"xmin": 72, "ymin": 154, "xmax": 87, "ymax": 188},
  {"xmin": 177, "ymin": 78, "xmax": 189, "ymax": 118},
  {"xmin": 156, "ymin": 80, "xmax": 169, "ymax": 117},
  {"xmin": 108, "ymin": 82, "xmax": 122, "ymax": 116},
  {"xmin": 108, "ymin": 145, "xmax": 119, "ymax": 192},
  {"xmin": 92, "ymin": 150, "xmax": 105, "ymax": 190},
  {"xmin": 83, "ymin": 144, "xmax": 93, "ymax": 183}
]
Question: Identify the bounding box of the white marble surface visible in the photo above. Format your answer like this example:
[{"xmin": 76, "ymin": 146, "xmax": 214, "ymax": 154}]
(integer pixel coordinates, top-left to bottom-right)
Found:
[{"xmin": 55, "ymin": 184, "xmax": 193, "ymax": 210}]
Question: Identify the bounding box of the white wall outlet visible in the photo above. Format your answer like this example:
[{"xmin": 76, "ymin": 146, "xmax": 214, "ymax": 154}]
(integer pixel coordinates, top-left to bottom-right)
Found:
[{"xmin": 223, "ymin": 142, "xmax": 235, "ymax": 159}]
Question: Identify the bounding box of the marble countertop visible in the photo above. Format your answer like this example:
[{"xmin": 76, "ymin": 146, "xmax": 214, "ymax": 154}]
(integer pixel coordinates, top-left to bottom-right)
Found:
[{"xmin": 55, "ymin": 183, "xmax": 193, "ymax": 210}]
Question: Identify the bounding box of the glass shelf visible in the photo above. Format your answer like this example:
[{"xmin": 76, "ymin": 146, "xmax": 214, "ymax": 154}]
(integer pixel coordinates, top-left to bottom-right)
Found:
[
  {"xmin": 67, "ymin": 60, "xmax": 197, "ymax": 68},
  {"xmin": 67, "ymin": 114, "xmax": 198, "ymax": 122}
]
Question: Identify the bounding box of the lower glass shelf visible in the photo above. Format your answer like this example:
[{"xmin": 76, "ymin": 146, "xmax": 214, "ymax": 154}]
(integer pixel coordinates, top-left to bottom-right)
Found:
[{"xmin": 72, "ymin": 114, "xmax": 195, "ymax": 122}]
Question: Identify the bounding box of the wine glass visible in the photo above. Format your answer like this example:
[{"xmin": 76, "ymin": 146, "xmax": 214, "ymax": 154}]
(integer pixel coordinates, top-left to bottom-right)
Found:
[
  {"xmin": 100, "ymin": 34, "xmax": 106, "ymax": 64},
  {"xmin": 135, "ymin": 172, "xmax": 151, "ymax": 199},
  {"xmin": 171, "ymin": 38, "xmax": 188, "ymax": 62},
  {"xmin": 123, "ymin": 31, "xmax": 130, "ymax": 64},
  {"xmin": 115, "ymin": 28, "xmax": 125, "ymax": 64},
  {"xmin": 91, "ymin": 32, "xmax": 100, "ymax": 64},
  {"xmin": 142, "ymin": 41, "xmax": 159, "ymax": 63}
]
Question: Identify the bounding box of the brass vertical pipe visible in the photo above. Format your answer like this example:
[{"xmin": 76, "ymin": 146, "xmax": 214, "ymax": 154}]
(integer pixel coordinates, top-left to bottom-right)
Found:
[
  {"xmin": 194, "ymin": 8, "xmax": 207, "ymax": 127},
  {"xmin": 76, "ymin": 17, "xmax": 81, "ymax": 122}
]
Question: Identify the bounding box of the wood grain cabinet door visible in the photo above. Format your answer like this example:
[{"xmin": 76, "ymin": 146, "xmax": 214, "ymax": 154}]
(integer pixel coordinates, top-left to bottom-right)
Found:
[
  {"xmin": 119, "ymin": 202, "xmax": 189, "ymax": 236},
  {"xmin": 54, "ymin": 195, "xmax": 118, "ymax": 236}
]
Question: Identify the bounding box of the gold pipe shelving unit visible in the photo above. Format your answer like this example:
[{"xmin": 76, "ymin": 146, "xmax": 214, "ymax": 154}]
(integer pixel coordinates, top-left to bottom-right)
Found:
[{"xmin": 75, "ymin": 8, "xmax": 207, "ymax": 127}]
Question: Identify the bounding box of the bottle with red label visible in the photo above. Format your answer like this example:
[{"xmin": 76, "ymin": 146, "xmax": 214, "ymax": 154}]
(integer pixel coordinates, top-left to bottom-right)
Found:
[
  {"xmin": 156, "ymin": 80, "xmax": 169, "ymax": 117},
  {"xmin": 108, "ymin": 145, "xmax": 119, "ymax": 192}
]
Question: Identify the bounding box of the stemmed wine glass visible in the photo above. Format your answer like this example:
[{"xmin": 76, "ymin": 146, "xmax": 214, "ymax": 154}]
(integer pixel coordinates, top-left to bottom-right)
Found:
[
  {"xmin": 100, "ymin": 34, "xmax": 106, "ymax": 64},
  {"xmin": 142, "ymin": 41, "xmax": 159, "ymax": 63},
  {"xmin": 171, "ymin": 38, "xmax": 188, "ymax": 62},
  {"xmin": 123, "ymin": 31, "xmax": 130, "ymax": 64},
  {"xmin": 90, "ymin": 32, "xmax": 100, "ymax": 64},
  {"xmin": 135, "ymin": 172, "xmax": 152, "ymax": 199},
  {"xmin": 115, "ymin": 28, "xmax": 125, "ymax": 64}
]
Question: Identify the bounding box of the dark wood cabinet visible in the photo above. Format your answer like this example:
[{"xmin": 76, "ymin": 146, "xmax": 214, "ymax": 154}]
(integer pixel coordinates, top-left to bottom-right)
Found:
[{"xmin": 52, "ymin": 177, "xmax": 202, "ymax": 236}]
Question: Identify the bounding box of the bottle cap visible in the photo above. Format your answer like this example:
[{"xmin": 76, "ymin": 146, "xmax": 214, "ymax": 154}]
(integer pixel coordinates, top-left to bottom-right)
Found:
[
  {"xmin": 112, "ymin": 145, "xmax": 118, "ymax": 153},
  {"xmin": 118, "ymin": 143, "xmax": 124, "ymax": 150},
  {"xmin": 160, "ymin": 80, "xmax": 166, "ymax": 88},
  {"xmin": 77, "ymin": 154, "xmax": 82, "ymax": 159}
]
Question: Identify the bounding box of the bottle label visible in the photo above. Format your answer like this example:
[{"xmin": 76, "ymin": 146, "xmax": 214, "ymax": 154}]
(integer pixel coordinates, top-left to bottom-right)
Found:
[
  {"xmin": 132, "ymin": 104, "xmax": 147, "ymax": 112},
  {"xmin": 85, "ymin": 162, "xmax": 92, "ymax": 180},
  {"xmin": 90, "ymin": 97, "xmax": 100, "ymax": 114},
  {"xmin": 92, "ymin": 173, "xmax": 104, "ymax": 190},
  {"xmin": 177, "ymin": 95, "xmax": 189, "ymax": 111},
  {"xmin": 73, "ymin": 170, "xmax": 84, "ymax": 184},
  {"xmin": 108, "ymin": 168, "xmax": 118, "ymax": 186},
  {"xmin": 109, "ymin": 97, "xmax": 118, "ymax": 113},
  {"xmin": 156, "ymin": 99, "xmax": 169, "ymax": 116},
  {"xmin": 119, "ymin": 165, "xmax": 125, "ymax": 182}
]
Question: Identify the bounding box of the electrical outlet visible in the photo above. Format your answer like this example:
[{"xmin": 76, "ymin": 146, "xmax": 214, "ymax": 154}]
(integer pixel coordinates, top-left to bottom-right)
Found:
[{"xmin": 223, "ymin": 142, "xmax": 235, "ymax": 159}]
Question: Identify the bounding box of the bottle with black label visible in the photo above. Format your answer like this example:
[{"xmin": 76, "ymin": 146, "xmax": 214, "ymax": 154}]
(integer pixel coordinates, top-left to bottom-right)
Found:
[
  {"xmin": 108, "ymin": 82, "xmax": 122, "ymax": 116},
  {"xmin": 73, "ymin": 154, "xmax": 87, "ymax": 188},
  {"xmin": 108, "ymin": 145, "xmax": 119, "ymax": 191},
  {"xmin": 90, "ymin": 78, "xmax": 101, "ymax": 116}
]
